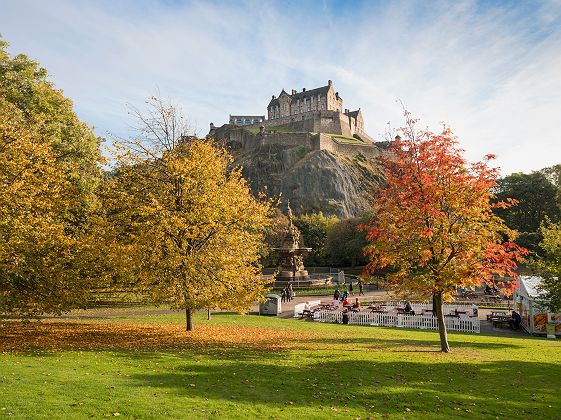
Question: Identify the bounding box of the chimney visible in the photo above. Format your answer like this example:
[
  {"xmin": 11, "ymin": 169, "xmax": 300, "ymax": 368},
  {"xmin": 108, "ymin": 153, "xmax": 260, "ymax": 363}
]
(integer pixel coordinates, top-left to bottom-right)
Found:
[
  {"xmin": 335, "ymin": 92, "xmax": 339, "ymax": 99},
  {"xmin": 303, "ymin": 88, "xmax": 306, "ymax": 92},
  {"xmin": 328, "ymin": 79, "xmax": 333, "ymax": 86},
  {"xmin": 272, "ymin": 95, "xmax": 276, "ymax": 99},
  {"xmin": 344, "ymin": 108, "xmax": 349, "ymax": 114},
  {"xmin": 291, "ymin": 89, "xmax": 296, "ymax": 95}
]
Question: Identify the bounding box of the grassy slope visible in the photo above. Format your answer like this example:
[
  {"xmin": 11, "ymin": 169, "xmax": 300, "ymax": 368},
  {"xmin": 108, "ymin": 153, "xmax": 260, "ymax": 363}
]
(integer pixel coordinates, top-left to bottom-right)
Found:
[
  {"xmin": 329, "ymin": 134, "xmax": 366, "ymax": 145},
  {"xmin": 1, "ymin": 310, "xmax": 560, "ymax": 419}
]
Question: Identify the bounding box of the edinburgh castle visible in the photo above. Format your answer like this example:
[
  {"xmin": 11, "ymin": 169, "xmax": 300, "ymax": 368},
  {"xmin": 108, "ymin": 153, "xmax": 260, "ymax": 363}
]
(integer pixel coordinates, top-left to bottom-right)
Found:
[{"xmin": 210, "ymin": 80, "xmax": 381, "ymax": 158}]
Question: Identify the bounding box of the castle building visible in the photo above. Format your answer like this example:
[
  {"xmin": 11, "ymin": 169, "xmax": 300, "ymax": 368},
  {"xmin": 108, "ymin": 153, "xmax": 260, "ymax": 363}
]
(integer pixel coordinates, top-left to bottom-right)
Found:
[
  {"xmin": 265, "ymin": 80, "xmax": 364, "ymax": 136},
  {"xmin": 229, "ymin": 115, "xmax": 265, "ymax": 126},
  {"xmin": 267, "ymin": 80, "xmax": 342, "ymax": 120},
  {"xmin": 215, "ymin": 80, "xmax": 373, "ymax": 149}
]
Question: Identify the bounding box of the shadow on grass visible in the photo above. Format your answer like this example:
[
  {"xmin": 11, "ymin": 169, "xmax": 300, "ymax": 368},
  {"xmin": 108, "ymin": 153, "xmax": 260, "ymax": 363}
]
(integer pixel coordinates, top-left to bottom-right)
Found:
[
  {"xmin": 128, "ymin": 358, "xmax": 561, "ymax": 418},
  {"xmin": 292, "ymin": 335, "xmax": 526, "ymax": 351}
]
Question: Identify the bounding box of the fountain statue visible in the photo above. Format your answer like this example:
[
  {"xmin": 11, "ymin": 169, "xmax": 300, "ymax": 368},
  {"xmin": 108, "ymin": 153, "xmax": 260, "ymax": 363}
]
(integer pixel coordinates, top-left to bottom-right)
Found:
[
  {"xmin": 273, "ymin": 202, "xmax": 312, "ymax": 279},
  {"xmin": 271, "ymin": 201, "xmax": 332, "ymax": 287}
]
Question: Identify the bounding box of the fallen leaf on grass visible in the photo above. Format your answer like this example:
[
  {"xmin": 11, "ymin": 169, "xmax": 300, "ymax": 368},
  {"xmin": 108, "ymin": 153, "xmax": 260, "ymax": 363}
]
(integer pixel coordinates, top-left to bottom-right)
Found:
[{"xmin": 0, "ymin": 321, "xmax": 318, "ymax": 353}]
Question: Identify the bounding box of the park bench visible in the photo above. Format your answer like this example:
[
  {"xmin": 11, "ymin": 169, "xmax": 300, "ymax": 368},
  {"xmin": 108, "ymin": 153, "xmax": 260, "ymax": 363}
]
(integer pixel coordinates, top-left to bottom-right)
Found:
[
  {"xmin": 487, "ymin": 311, "xmax": 507, "ymax": 321},
  {"xmin": 300, "ymin": 309, "xmax": 313, "ymax": 319}
]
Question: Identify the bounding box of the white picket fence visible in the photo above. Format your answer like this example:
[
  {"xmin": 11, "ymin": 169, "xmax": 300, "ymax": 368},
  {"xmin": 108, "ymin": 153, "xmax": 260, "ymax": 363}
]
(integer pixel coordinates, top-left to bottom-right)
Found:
[
  {"xmin": 367, "ymin": 301, "xmax": 477, "ymax": 315},
  {"xmin": 315, "ymin": 310, "xmax": 480, "ymax": 333}
]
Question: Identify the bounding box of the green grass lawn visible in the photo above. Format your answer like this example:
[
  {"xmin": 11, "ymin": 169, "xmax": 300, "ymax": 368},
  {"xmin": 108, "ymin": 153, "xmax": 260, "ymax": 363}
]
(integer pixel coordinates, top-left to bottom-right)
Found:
[
  {"xmin": 1, "ymin": 310, "xmax": 560, "ymax": 419},
  {"xmin": 329, "ymin": 134, "xmax": 366, "ymax": 145}
]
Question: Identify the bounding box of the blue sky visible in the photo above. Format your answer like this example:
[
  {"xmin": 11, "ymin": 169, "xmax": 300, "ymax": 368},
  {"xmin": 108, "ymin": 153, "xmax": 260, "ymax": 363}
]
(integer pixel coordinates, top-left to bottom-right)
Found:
[{"xmin": 2, "ymin": 0, "xmax": 561, "ymax": 174}]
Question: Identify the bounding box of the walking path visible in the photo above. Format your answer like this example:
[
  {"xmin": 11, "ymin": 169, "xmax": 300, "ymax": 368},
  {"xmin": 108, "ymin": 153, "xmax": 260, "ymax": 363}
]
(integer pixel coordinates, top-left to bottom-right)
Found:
[{"xmin": 265, "ymin": 289, "xmax": 392, "ymax": 318}]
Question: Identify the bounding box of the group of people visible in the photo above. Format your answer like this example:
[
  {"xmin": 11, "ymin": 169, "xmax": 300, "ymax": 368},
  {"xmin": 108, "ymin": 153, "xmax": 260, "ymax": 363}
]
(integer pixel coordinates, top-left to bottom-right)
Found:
[
  {"xmin": 349, "ymin": 280, "xmax": 365, "ymax": 296},
  {"xmin": 280, "ymin": 283, "xmax": 294, "ymax": 303},
  {"xmin": 281, "ymin": 279, "xmax": 365, "ymax": 305},
  {"xmin": 333, "ymin": 285, "xmax": 362, "ymax": 309}
]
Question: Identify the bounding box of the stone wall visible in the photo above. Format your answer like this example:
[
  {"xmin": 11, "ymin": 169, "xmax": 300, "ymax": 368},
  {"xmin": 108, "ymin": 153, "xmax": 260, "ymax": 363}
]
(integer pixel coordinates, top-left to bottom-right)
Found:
[
  {"xmin": 332, "ymin": 142, "xmax": 382, "ymax": 159},
  {"xmin": 270, "ymin": 118, "xmax": 316, "ymax": 133},
  {"xmin": 318, "ymin": 133, "xmax": 336, "ymax": 152},
  {"xmin": 221, "ymin": 126, "xmax": 380, "ymax": 159},
  {"xmin": 317, "ymin": 133, "xmax": 381, "ymax": 159},
  {"xmin": 260, "ymin": 111, "xmax": 320, "ymax": 129},
  {"xmin": 260, "ymin": 110, "xmax": 354, "ymax": 136},
  {"xmin": 262, "ymin": 132, "xmax": 313, "ymax": 149}
]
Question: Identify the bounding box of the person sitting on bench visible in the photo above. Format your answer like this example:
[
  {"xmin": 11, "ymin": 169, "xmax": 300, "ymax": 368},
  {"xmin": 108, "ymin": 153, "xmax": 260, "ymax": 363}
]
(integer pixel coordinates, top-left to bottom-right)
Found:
[{"xmin": 404, "ymin": 301, "xmax": 415, "ymax": 315}]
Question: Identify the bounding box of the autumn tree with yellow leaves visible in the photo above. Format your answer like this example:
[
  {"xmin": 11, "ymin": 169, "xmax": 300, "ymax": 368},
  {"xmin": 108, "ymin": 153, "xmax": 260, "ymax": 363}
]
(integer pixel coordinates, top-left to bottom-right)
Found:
[
  {"xmin": 106, "ymin": 97, "xmax": 273, "ymax": 331},
  {"xmin": 0, "ymin": 40, "xmax": 103, "ymax": 316},
  {"xmin": 0, "ymin": 99, "xmax": 98, "ymax": 315}
]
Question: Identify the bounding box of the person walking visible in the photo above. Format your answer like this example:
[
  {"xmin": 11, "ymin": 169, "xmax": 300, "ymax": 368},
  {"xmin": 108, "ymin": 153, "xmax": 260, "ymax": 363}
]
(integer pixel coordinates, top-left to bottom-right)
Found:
[
  {"xmin": 334, "ymin": 288, "xmax": 340, "ymax": 302},
  {"xmin": 349, "ymin": 281, "xmax": 354, "ymax": 296},
  {"xmin": 281, "ymin": 288, "xmax": 287, "ymax": 303},
  {"xmin": 358, "ymin": 280, "xmax": 364, "ymax": 296},
  {"xmin": 288, "ymin": 282, "xmax": 294, "ymax": 301}
]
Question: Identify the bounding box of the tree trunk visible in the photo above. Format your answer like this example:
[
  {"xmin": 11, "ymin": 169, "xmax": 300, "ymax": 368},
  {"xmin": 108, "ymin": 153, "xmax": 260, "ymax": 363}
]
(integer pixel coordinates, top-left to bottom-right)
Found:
[
  {"xmin": 207, "ymin": 308, "xmax": 211, "ymax": 320},
  {"xmin": 185, "ymin": 308, "xmax": 193, "ymax": 331},
  {"xmin": 434, "ymin": 292, "xmax": 450, "ymax": 352}
]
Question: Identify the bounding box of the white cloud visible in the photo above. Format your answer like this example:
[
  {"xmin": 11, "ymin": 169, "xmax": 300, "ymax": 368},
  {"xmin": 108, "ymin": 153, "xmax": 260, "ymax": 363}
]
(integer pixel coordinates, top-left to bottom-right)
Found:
[{"xmin": 1, "ymin": 0, "xmax": 560, "ymax": 174}]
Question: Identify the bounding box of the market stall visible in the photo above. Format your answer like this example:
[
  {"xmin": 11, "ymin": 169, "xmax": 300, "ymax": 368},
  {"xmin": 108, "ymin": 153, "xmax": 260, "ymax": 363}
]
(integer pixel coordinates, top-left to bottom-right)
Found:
[{"xmin": 514, "ymin": 276, "xmax": 561, "ymax": 338}]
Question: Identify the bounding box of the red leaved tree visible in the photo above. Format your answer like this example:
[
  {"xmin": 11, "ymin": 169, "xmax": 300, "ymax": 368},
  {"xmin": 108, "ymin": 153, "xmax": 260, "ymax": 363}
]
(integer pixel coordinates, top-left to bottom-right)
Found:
[{"xmin": 364, "ymin": 111, "xmax": 528, "ymax": 352}]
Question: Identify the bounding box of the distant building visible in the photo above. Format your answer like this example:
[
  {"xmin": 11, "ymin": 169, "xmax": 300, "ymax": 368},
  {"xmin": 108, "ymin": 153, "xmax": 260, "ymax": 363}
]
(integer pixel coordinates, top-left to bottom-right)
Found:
[{"xmin": 229, "ymin": 115, "xmax": 265, "ymax": 126}]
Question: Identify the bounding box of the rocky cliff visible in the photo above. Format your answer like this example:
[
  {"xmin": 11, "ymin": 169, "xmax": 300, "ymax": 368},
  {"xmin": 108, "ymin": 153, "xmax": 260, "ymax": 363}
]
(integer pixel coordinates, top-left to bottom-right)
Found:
[{"xmin": 231, "ymin": 142, "xmax": 386, "ymax": 218}]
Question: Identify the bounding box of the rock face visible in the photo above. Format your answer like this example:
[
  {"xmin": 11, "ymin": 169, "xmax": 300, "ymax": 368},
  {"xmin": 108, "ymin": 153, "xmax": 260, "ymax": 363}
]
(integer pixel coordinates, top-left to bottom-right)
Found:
[{"xmin": 232, "ymin": 142, "xmax": 386, "ymax": 218}]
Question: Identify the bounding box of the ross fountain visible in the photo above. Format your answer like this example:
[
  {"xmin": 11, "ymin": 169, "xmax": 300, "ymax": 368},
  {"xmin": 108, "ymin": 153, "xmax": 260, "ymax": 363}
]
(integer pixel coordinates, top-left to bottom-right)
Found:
[{"xmin": 271, "ymin": 202, "xmax": 332, "ymax": 288}]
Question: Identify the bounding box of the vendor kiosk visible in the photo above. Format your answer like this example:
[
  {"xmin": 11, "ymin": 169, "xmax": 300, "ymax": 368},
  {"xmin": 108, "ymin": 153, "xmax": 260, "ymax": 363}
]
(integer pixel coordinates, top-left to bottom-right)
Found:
[{"xmin": 514, "ymin": 276, "xmax": 560, "ymax": 338}]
